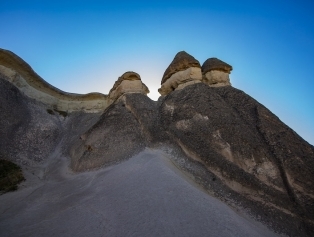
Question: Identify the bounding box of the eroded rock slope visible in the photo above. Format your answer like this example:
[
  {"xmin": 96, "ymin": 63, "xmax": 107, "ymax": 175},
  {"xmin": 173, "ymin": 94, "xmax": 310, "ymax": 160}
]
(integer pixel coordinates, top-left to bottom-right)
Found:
[{"xmin": 1, "ymin": 49, "xmax": 314, "ymax": 236}]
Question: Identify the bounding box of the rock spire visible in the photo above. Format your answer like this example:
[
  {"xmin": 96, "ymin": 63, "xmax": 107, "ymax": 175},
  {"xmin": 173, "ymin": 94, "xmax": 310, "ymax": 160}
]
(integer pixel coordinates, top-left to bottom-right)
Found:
[
  {"xmin": 108, "ymin": 71, "xmax": 149, "ymax": 102},
  {"xmin": 158, "ymin": 51, "xmax": 202, "ymax": 96},
  {"xmin": 202, "ymin": 58, "xmax": 233, "ymax": 87}
]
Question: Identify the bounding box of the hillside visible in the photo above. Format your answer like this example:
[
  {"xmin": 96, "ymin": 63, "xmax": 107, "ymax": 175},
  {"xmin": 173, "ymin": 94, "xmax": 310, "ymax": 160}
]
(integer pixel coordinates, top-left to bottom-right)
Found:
[{"xmin": 0, "ymin": 49, "xmax": 313, "ymax": 236}]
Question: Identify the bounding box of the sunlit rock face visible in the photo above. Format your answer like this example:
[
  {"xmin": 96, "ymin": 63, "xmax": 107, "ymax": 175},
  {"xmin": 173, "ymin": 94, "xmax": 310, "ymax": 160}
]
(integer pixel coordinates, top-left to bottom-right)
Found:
[
  {"xmin": 158, "ymin": 51, "xmax": 202, "ymax": 96},
  {"xmin": 0, "ymin": 50, "xmax": 151, "ymax": 112},
  {"xmin": 158, "ymin": 67, "xmax": 202, "ymax": 96},
  {"xmin": 202, "ymin": 58, "xmax": 232, "ymax": 87},
  {"xmin": 0, "ymin": 49, "xmax": 108, "ymax": 113},
  {"xmin": 108, "ymin": 71, "xmax": 149, "ymax": 103}
]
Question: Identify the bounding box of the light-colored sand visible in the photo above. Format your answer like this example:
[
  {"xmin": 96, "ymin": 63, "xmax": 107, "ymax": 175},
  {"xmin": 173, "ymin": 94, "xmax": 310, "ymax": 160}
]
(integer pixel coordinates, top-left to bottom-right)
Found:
[{"xmin": 0, "ymin": 148, "xmax": 280, "ymax": 237}]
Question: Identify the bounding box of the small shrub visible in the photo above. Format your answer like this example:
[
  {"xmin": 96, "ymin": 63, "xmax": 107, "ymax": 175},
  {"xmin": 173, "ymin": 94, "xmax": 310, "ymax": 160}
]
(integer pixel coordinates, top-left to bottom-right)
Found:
[
  {"xmin": 46, "ymin": 109, "xmax": 55, "ymax": 115},
  {"xmin": 0, "ymin": 160, "xmax": 25, "ymax": 194}
]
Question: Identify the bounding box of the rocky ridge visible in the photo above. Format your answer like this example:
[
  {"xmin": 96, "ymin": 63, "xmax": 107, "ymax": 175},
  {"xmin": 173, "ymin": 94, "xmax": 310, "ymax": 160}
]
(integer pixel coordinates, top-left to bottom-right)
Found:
[
  {"xmin": 0, "ymin": 48, "xmax": 314, "ymax": 236},
  {"xmin": 0, "ymin": 49, "xmax": 148, "ymax": 113}
]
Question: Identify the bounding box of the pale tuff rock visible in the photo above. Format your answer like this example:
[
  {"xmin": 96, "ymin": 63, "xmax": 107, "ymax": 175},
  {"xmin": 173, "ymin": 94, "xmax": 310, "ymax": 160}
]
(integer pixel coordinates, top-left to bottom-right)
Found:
[
  {"xmin": 159, "ymin": 51, "xmax": 202, "ymax": 95},
  {"xmin": 0, "ymin": 50, "xmax": 150, "ymax": 112},
  {"xmin": 203, "ymin": 70, "xmax": 231, "ymax": 87},
  {"xmin": 202, "ymin": 58, "xmax": 233, "ymax": 87},
  {"xmin": 108, "ymin": 71, "xmax": 149, "ymax": 102},
  {"xmin": 0, "ymin": 49, "xmax": 108, "ymax": 113},
  {"xmin": 0, "ymin": 65, "xmax": 108, "ymax": 113},
  {"xmin": 161, "ymin": 51, "xmax": 201, "ymax": 84},
  {"xmin": 158, "ymin": 67, "xmax": 202, "ymax": 96},
  {"xmin": 2, "ymin": 48, "xmax": 314, "ymax": 236}
]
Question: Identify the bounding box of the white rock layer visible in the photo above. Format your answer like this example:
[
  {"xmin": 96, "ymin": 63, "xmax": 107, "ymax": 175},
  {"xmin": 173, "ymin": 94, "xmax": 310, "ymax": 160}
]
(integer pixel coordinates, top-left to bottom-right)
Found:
[
  {"xmin": 158, "ymin": 67, "xmax": 202, "ymax": 96},
  {"xmin": 109, "ymin": 80, "xmax": 148, "ymax": 103},
  {"xmin": 0, "ymin": 65, "xmax": 108, "ymax": 113},
  {"xmin": 203, "ymin": 70, "xmax": 231, "ymax": 87}
]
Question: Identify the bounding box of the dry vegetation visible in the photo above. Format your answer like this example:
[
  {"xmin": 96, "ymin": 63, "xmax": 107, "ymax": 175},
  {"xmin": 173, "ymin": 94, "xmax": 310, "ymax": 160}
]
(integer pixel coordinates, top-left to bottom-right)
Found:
[{"xmin": 0, "ymin": 159, "xmax": 25, "ymax": 194}]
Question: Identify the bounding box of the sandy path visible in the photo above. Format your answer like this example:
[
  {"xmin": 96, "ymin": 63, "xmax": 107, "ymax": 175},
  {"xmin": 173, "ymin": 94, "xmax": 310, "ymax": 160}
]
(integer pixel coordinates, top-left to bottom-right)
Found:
[{"xmin": 0, "ymin": 148, "xmax": 279, "ymax": 237}]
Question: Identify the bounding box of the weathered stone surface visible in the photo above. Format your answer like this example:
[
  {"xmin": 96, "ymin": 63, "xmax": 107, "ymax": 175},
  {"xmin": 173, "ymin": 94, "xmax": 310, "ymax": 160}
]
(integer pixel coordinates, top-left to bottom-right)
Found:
[
  {"xmin": 161, "ymin": 51, "xmax": 201, "ymax": 84},
  {"xmin": 70, "ymin": 93, "xmax": 156, "ymax": 171},
  {"xmin": 202, "ymin": 58, "xmax": 233, "ymax": 87},
  {"xmin": 202, "ymin": 57, "xmax": 232, "ymax": 74},
  {"xmin": 159, "ymin": 51, "xmax": 202, "ymax": 95},
  {"xmin": 108, "ymin": 71, "xmax": 149, "ymax": 102},
  {"xmin": 109, "ymin": 71, "xmax": 141, "ymax": 93},
  {"xmin": 1, "ymin": 50, "xmax": 314, "ymax": 236},
  {"xmin": 158, "ymin": 83, "xmax": 314, "ymax": 236},
  {"xmin": 0, "ymin": 50, "xmax": 150, "ymax": 112},
  {"xmin": 0, "ymin": 49, "xmax": 108, "ymax": 113},
  {"xmin": 158, "ymin": 67, "xmax": 202, "ymax": 96},
  {"xmin": 0, "ymin": 75, "xmax": 62, "ymax": 166},
  {"xmin": 203, "ymin": 70, "xmax": 231, "ymax": 87}
]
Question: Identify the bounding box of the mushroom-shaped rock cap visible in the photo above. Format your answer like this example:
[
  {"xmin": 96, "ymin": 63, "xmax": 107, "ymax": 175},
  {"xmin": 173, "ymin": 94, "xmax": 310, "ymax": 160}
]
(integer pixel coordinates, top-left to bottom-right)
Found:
[
  {"xmin": 109, "ymin": 71, "xmax": 141, "ymax": 94},
  {"xmin": 202, "ymin": 58, "xmax": 232, "ymax": 74},
  {"xmin": 161, "ymin": 51, "xmax": 201, "ymax": 84}
]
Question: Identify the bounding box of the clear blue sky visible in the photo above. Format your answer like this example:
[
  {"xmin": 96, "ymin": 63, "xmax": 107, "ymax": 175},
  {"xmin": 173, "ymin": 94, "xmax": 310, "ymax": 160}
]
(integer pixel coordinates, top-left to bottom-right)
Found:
[{"xmin": 1, "ymin": 0, "xmax": 314, "ymax": 145}]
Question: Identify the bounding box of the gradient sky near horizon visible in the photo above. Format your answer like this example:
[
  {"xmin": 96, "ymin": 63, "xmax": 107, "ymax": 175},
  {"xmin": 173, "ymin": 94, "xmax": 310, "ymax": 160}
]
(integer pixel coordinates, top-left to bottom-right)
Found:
[{"xmin": 1, "ymin": 0, "xmax": 314, "ymax": 145}]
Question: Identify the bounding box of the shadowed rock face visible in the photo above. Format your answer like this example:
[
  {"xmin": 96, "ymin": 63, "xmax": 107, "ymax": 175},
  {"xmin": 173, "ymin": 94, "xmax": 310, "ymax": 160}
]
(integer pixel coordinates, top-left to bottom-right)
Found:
[
  {"xmin": 1, "ymin": 50, "xmax": 314, "ymax": 236},
  {"xmin": 70, "ymin": 91, "xmax": 162, "ymax": 172},
  {"xmin": 0, "ymin": 75, "xmax": 62, "ymax": 166},
  {"xmin": 67, "ymin": 82, "xmax": 314, "ymax": 236},
  {"xmin": 158, "ymin": 84, "xmax": 314, "ymax": 236}
]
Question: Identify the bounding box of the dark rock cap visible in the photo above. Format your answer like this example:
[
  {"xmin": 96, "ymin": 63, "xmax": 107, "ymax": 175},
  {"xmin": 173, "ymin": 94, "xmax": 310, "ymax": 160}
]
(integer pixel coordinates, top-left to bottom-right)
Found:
[
  {"xmin": 202, "ymin": 58, "xmax": 232, "ymax": 74},
  {"xmin": 109, "ymin": 71, "xmax": 141, "ymax": 94},
  {"xmin": 161, "ymin": 51, "xmax": 201, "ymax": 84}
]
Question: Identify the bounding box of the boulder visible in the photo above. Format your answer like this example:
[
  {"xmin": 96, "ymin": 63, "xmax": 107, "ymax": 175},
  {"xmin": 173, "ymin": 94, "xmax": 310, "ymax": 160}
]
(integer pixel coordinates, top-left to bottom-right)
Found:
[
  {"xmin": 109, "ymin": 71, "xmax": 149, "ymax": 102},
  {"xmin": 159, "ymin": 51, "xmax": 202, "ymax": 96},
  {"xmin": 202, "ymin": 58, "xmax": 232, "ymax": 87}
]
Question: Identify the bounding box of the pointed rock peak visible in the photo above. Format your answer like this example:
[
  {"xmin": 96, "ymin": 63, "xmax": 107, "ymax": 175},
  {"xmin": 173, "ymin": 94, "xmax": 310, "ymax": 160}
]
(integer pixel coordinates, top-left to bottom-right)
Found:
[
  {"xmin": 202, "ymin": 58, "xmax": 232, "ymax": 74},
  {"xmin": 161, "ymin": 51, "xmax": 201, "ymax": 84}
]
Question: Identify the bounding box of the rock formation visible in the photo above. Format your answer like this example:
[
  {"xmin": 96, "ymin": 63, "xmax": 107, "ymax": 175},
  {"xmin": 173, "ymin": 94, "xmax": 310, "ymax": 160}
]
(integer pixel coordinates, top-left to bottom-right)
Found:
[
  {"xmin": 0, "ymin": 49, "xmax": 109, "ymax": 113},
  {"xmin": 108, "ymin": 71, "xmax": 149, "ymax": 103},
  {"xmin": 158, "ymin": 51, "xmax": 202, "ymax": 96},
  {"xmin": 1, "ymin": 48, "xmax": 314, "ymax": 237},
  {"xmin": 202, "ymin": 57, "xmax": 233, "ymax": 87}
]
